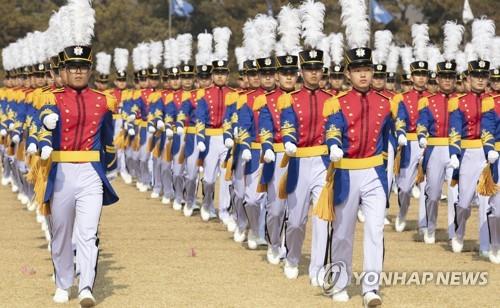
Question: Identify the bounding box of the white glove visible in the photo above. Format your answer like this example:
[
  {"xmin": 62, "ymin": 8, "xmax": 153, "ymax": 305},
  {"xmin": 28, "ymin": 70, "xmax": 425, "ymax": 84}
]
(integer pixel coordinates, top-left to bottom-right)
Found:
[
  {"xmin": 26, "ymin": 143, "xmax": 38, "ymax": 154},
  {"xmin": 43, "ymin": 113, "xmax": 59, "ymax": 130},
  {"xmin": 128, "ymin": 128, "xmax": 135, "ymax": 136},
  {"xmin": 284, "ymin": 142, "xmax": 297, "ymax": 156},
  {"xmin": 241, "ymin": 149, "xmax": 252, "ymax": 162},
  {"xmin": 40, "ymin": 146, "xmax": 53, "ymax": 160},
  {"xmin": 329, "ymin": 144, "xmax": 344, "ymax": 162},
  {"xmin": 233, "ymin": 127, "xmax": 239, "ymax": 138},
  {"xmin": 176, "ymin": 126, "xmax": 184, "ymax": 135},
  {"xmin": 106, "ymin": 169, "xmax": 118, "ymax": 181},
  {"xmin": 11, "ymin": 135, "xmax": 20, "ymax": 144},
  {"xmin": 224, "ymin": 138, "xmax": 234, "ymax": 149},
  {"xmin": 165, "ymin": 128, "xmax": 174, "ymax": 138},
  {"xmin": 398, "ymin": 135, "xmax": 408, "ymax": 146},
  {"xmin": 197, "ymin": 142, "xmax": 206, "ymax": 152},
  {"xmin": 8, "ymin": 123, "xmax": 14, "ymax": 130},
  {"xmin": 198, "ymin": 166, "xmax": 204, "ymax": 173},
  {"xmin": 419, "ymin": 138, "xmax": 427, "ymax": 149},
  {"xmin": 148, "ymin": 126, "xmax": 156, "ymax": 133},
  {"xmin": 448, "ymin": 155, "xmax": 460, "ymax": 169},
  {"xmin": 156, "ymin": 120, "xmax": 165, "ymax": 130},
  {"xmin": 263, "ymin": 149, "xmax": 276, "ymax": 163},
  {"xmin": 0, "ymin": 129, "xmax": 6, "ymax": 136},
  {"xmin": 127, "ymin": 114, "xmax": 136, "ymax": 122},
  {"xmin": 488, "ymin": 150, "xmax": 499, "ymax": 164}
]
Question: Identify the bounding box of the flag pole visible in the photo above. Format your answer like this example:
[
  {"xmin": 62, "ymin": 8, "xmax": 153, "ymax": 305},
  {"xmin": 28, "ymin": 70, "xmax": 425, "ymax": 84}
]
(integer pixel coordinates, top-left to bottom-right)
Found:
[{"xmin": 168, "ymin": 0, "xmax": 172, "ymax": 38}]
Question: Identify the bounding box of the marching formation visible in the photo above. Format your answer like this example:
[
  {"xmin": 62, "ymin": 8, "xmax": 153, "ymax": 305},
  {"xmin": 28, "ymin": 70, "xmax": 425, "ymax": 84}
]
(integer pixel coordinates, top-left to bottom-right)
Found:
[{"xmin": 0, "ymin": 0, "xmax": 499, "ymax": 307}]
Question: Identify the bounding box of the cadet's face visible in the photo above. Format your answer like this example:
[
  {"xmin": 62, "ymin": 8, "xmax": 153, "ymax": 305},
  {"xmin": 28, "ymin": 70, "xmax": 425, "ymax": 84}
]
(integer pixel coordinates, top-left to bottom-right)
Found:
[
  {"xmin": 181, "ymin": 76, "xmax": 194, "ymax": 90},
  {"xmin": 371, "ymin": 77, "xmax": 386, "ymax": 90},
  {"xmin": 139, "ymin": 78, "xmax": 148, "ymax": 88},
  {"xmin": 65, "ymin": 64, "xmax": 91, "ymax": 90},
  {"xmin": 23, "ymin": 77, "xmax": 31, "ymax": 88},
  {"xmin": 302, "ymin": 68, "xmax": 322, "ymax": 88},
  {"xmin": 427, "ymin": 83, "xmax": 438, "ymax": 93},
  {"xmin": 34, "ymin": 75, "xmax": 46, "ymax": 87},
  {"xmin": 468, "ymin": 74, "xmax": 489, "ymax": 93},
  {"xmin": 329, "ymin": 76, "xmax": 344, "ymax": 90},
  {"xmin": 95, "ymin": 82, "xmax": 108, "ymax": 91},
  {"xmin": 347, "ymin": 66, "xmax": 373, "ymax": 91},
  {"xmin": 169, "ymin": 77, "xmax": 181, "ymax": 90},
  {"xmin": 455, "ymin": 82, "xmax": 465, "ymax": 93},
  {"xmin": 437, "ymin": 74, "xmax": 456, "ymax": 93},
  {"xmin": 213, "ymin": 72, "xmax": 228, "ymax": 87},
  {"xmin": 491, "ymin": 80, "xmax": 500, "ymax": 91},
  {"xmin": 411, "ymin": 73, "xmax": 428, "ymax": 89},
  {"xmin": 385, "ymin": 82, "xmax": 395, "ymax": 91},
  {"xmin": 278, "ymin": 72, "xmax": 298, "ymax": 91},
  {"xmin": 247, "ymin": 72, "xmax": 260, "ymax": 88},
  {"xmin": 148, "ymin": 78, "xmax": 160, "ymax": 89},
  {"xmin": 319, "ymin": 78, "xmax": 328, "ymax": 89},
  {"xmin": 114, "ymin": 80, "xmax": 127, "ymax": 90},
  {"xmin": 198, "ymin": 77, "xmax": 212, "ymax": 88},
  {"xmin": 259, "ymin": 71, "xmax": 276, "ymax": 90},
  {"xmin": 402, "ymin": 84, "xmax": 413, "ymax": 92}
]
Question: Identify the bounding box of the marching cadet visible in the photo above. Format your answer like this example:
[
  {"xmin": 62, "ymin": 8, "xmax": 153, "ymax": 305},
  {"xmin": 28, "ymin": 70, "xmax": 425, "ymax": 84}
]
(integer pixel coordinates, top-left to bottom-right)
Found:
[
  {"xmin": 255, "ymin": 3, "xmax": 301, "ymax": 263},
  {"xmin": 111, "ymin": 48, "xmax": 133, "ymax": 184},
  {"xmin": 328, "ymin": 32, "xmax": 345, "ymax": 95},
  {"xmin": 179, "ymin": 32, "xmax": 213, "ymax": 217},
  {"xmin": 235, "ymin": 46, "xmax": 249, "ymax": 92},
  {"xmin": 195, "ymin": 27, "xmax": 236, "ymax": 222},
  {"xmin": 417, "ymin": 21, "xmax": 464, "ymax": 244},
  {"xmin": 232, "ymin": 16, "xmax": 273, "ymax": 245},
  {"xmin": 370, "ymin": 30, "xmax": 396, "ymax": 226},
  {"xmin": 143, "ymin": 41, "xmax": 165, "ymax": 201},
  {"xmin": 480, "ymin": 91, "xmax": 500, "ymax": 264},
  {"xmin": 276, "ymin": 0, "xmax": 333, "ymax": 282},
  {"xmin": 163, "ymin": 34, "xmax": 195, "ymax": 211},
  {"xmin": 449, "ymin": 18, "xmax": 496, "ymax": 256},
  {"xmin": 94, "ymin": 52, "xmax": 111, "ymax": 91},
  {"xmin": 394, "ymin": 24, "xmax": 432, "ymax": 232},
  {"xmin": 37, "ymin": 1, "xmax": 118, "ymax": 305},
  {"xmin": 321, "ymin": 2, "xmax": 391, "ymax": 305},
  {"xmin": 490, "ymin": 68, "xmax": 500, "ymax": 95}
]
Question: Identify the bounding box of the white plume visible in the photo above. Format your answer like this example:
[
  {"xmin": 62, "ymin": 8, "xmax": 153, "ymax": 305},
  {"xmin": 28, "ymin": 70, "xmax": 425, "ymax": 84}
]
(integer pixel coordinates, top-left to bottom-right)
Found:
[
  {"xmin": 95, "ymin": 52, "xmax": 112, "ymax": 75},
  {"xmin": 196, "ymin": 33, "xmax": 213, "ymax": 66},
  {"xmin": 277, "ymin": 4, "xmax": 301, "ymax": 56},
  {"xmin": 21, "ymin": 34, "xmax": 33, "ymax": 67},
  {"xmin": 243, "ymin": 18, "xmax": 260, "ymax": 60},
  {"xmin": 373, "ymin": 30, "xmax": 393, "ymax": 64},
  {"xmin": 340, "ymin": 0, "xmax": 370, "ymax": 49},
  {"xmin": 400, "ymin": 46, "xmax": 414, "ymax": 74},
  {"xmin": 165, "ymin": 38, "xmax": 180, "ymax": 67},
  {"xmin": 213, "ymin": 27, "xmax": 231, "ymax": 61},
  {"xmin": 471, "ymin": 18, "xmax": 495, "ymax": 61},
  {"xmin": 67, "ymin": 0, "xmax": 95, "ymax": 46},
  {"xmin": 491, "ymin": 37, "xmax": 500, "ymax": 69},
  {"xmin": 12, "ymin": 41, "xmax": 24, "ymax": 69},
  {"xmin": 55, "ymin": 6, "xmax": 74, "ymax": 50},
  {"xmin": 318, "ymin": 36, "xmax": 331, "ymax": 69},
  {"xmin": 386, "ymin": 44, "xmax": 399, "ymax": 73},
  {"xmin": 455, "ymin": 51, "xmax": 467, "ymax": 72},
  {"xmin": 411, "ymin": 23, "xmax": 430, "ymax": 61},
  {"xmin": 176, "ymin": 33, "xmax": 192, "ymax": 65},
  {"xmin": 149, "ymin": 41, "xmax": 163, "ymax": 67},
  {"xmin": 113, "ymin": 48, "xmax": 129, "ymax": 72},
  {"xmin": 426, "ymin": 45, "xmax": 443, "ymax": 71},
  {"xmin": 299, "ymin": 0, "xmax": 326, "ymax": 49},
  {"xmin": 253, "ymin": 14, "xmax": 278, "ymax": 58},
  {"xmin": 133, "ymin": 43, "xmax": 149, "ymax": 71},
  {"xmin": 464, "ymin": 42, "xmax": 476, "ymax": 62},
  {"xmin": 329, "ymin": 33, "xmax": 344, "ymax": 65},
  {"xmin": 31, "ymin": 31, "xmax": 48, "ymax": 64},
  {"xmin": 442, "ymin": 21, "xmax": 464, "ymax": 61},
  {"xmin": 235, "ymin": 46, "xmax": 246, "ymax": 70},
  {"xmin": 47, "ymin": 10, "xmax": 63, "ymax": 57},
  {"xmin": 2, "ymin": 46, "xmax": 11, "ymax": 70}
]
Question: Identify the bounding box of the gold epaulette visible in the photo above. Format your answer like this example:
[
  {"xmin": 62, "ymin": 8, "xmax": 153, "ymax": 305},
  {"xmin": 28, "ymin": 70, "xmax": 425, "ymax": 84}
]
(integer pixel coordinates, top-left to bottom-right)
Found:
[
  {"xmin": 322, "ymin": 96, "xmax": 341, "ymax": 117},
  {"xmin": 417, "ymin": 96, "xmax": 429, "ymax": 111},
  {"xmin": 90, "ymin": 89, "xmax": 117, "ymax": 112},
  {"xmin": 148, "ymin": 91, "xmax": 162, "ymax": 104},
  {"xmin": 277, "ymin": 93, "xmax": 293, "ymax": 111},
  {"xmin": 132, "ymin": 90, "xmax": 142, "ymax": 100},
  {"xmin": 253, "ymin": 94, "xmax": 267, "ymax": 111},
  {"xmin": 481, "ymin": 95, "xmax": 495, "ymax": 113},
  {"xmin": 196, "ymin": 88, "xmax": 205, "ymax": 101},
  {"xmin": 225, "ymin": 91, "xmax": 239, "ymax": 106},
  {"xmin": 237, "ymin": 92, "xmax": 249, "ymax": 109},
  {"xmin": 181, "ymin": 90, "xmax": 192, "ymax": 102}
]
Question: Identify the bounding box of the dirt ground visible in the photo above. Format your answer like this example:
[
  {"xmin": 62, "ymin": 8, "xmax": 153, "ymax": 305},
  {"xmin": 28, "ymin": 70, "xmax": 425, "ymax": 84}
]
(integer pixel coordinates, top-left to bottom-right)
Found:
[{"xmin": 1, "ymin": 179, "xmax": 499, "ymax": 308}]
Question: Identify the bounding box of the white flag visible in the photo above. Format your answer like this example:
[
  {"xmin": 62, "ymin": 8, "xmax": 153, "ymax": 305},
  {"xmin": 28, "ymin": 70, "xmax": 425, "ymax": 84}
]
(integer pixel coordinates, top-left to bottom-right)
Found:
[{"xmin": 463, "ymin": 0, "xmax": 474, "ymax": 24}]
